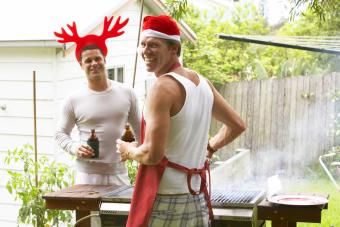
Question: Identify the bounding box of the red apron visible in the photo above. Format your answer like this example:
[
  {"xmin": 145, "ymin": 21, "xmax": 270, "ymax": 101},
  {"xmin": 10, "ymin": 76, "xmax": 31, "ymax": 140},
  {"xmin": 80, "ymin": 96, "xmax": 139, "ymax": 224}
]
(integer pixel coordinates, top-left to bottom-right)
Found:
[{"xmin": 126, "ymin": 116, "xmax": 213, "ymax": 227}]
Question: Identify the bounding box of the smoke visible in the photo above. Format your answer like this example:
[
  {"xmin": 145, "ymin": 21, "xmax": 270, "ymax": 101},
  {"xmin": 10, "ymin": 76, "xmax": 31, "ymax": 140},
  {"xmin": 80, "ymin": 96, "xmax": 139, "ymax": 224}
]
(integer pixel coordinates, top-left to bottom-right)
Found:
[
  {"xmin": 211, "ymin": 89, "xmax": 338, "ymax": 192},
  {"xmin": 248, "ymin": 104, "xmax": 334, "ymax": 189}
]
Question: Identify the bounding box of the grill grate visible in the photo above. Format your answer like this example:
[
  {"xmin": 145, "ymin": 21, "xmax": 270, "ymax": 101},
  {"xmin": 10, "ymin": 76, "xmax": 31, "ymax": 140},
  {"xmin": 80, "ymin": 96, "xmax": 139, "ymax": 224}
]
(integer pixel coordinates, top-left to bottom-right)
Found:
[
  {"xmin": 101, "ymin": 186, "xmax": 265, "ymax": 208},
  {"xmin": 211, "ymin": 190, "xmax": 265, "ymax": 208}
]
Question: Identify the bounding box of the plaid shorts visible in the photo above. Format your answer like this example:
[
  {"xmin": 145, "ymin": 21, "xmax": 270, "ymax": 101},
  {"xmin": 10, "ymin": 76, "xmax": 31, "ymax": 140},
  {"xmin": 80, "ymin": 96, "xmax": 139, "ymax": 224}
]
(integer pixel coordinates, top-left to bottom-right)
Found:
[{"xmin": 148, "ymin": 193, "xmax": 209, "ymax": 227}]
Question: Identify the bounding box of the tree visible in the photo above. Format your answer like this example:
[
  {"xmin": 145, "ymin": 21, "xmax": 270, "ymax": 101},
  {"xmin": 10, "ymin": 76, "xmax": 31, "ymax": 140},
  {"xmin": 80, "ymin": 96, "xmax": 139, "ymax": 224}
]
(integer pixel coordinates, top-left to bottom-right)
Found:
[
  {"xmin": 164, "ymin": 0, "xmax": 188, "ymax": 20},
  {"xmin": 180, "ymin": 2, "xmax": 339, "ymax": 83},
  {"xmin": 263, "ymin": 5, "xmax": 340, "ymax": 77},
  {"xmin": 182, "ymin": 3, "xmax": 269, "ymax": 84},
  {"xmin": 290, "ymin": 0, "xmax": 340, "ymax": 21}
]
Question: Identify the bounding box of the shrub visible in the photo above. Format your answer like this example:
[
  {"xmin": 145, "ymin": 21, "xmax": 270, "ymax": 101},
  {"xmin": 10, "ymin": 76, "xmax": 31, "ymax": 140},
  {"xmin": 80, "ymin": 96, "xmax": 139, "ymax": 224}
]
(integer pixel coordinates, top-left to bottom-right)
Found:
[{"xmin": 4, "ymin": 144, "xmax": 75, "ymax": 226}]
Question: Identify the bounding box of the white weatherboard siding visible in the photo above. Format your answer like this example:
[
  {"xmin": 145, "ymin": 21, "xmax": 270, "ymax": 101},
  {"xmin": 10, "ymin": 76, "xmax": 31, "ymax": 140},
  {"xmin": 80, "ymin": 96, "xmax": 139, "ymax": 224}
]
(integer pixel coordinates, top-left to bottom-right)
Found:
[
  {"xmin": 0, "ymin": 100, "xmax": 54, "ymax": 118},
  {"xmin": 0, "ymin": 203, "xmax": 19, "ymax": 226},
  {"xmin": 0, "ymin": 135, "xmax": 55, "ymax": 153},
  {"xmin": 0, "ymin": 47, "xmax": 57, "ymax": 151},
  {"xmin": 0, "ymin": 62, "xmax": 53, "ymax": 81},
  {"xmin": 0, "ymin": 47, "xmax": 57, "ymax": 226}
]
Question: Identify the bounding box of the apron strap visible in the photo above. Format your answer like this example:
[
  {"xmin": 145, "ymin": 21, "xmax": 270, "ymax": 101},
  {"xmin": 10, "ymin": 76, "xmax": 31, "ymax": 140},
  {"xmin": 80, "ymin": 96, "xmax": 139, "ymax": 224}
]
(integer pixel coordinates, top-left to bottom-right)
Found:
[{"xmin": 167, "ymin": 160, "xmax": 214, "ymax": 220}]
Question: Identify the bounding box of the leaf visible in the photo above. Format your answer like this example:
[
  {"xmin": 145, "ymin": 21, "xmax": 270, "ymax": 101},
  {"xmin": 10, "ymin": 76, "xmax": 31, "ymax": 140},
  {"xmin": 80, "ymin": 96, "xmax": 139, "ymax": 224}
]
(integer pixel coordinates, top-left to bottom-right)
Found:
[
  {"xmin": 5, "ymin": 144, "xmax": 75, "ymax": 225},
  {"xmin": 164, "ymin": 0, "xmax": 188, "ymax": 20},
  {"xmin": 6, "ymin": 183, "xmax": 12, "ymax": 194}
]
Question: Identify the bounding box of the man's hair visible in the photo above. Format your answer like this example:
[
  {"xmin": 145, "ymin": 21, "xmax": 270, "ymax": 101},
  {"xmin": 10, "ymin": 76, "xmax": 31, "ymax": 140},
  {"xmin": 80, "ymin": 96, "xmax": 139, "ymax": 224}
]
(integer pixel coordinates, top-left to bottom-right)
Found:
[
  {"xmin": 165, "ymin": 39, "xmax": 181, "ymax": 57},
  {"xmin": 79, "ymin": 44, "xmax": 105, "ymax": 61}
]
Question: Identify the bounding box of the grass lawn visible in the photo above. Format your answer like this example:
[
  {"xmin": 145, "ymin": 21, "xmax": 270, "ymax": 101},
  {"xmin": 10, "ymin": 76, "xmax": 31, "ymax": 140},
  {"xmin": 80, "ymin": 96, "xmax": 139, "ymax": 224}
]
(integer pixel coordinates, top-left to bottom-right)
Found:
[{"xmin": 265, "ymin": 178, "xmax": 340, "ymax": 227}]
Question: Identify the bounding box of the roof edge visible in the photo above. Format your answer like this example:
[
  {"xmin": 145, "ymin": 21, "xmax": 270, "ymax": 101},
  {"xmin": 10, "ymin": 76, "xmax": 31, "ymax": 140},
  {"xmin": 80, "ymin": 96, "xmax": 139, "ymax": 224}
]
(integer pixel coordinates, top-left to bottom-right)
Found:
[{"xmin": 0, "ymin": 40, "xmax": 64, "ymax": 48}]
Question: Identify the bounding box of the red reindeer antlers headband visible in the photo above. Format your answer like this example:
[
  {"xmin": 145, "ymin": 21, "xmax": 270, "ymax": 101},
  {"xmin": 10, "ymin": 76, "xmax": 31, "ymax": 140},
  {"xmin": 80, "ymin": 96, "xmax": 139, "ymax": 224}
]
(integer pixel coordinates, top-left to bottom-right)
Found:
[{"xmin": 54, "ymin": 16, "xmax": 129, "ymax": 62}]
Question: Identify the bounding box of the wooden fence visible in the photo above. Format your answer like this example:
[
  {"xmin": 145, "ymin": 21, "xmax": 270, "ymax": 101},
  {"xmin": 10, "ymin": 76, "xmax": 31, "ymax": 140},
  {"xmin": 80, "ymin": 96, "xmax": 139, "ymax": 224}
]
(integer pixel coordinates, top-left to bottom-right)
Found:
[{"xmin": 210, "ymin": 73, "xmax": 340, "ymax": 176}]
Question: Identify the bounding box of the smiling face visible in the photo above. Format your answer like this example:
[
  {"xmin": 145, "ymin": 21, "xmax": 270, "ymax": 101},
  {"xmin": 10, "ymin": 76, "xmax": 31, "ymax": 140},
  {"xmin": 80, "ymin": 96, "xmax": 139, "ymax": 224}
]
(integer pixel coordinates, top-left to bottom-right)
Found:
[
  {"xmin": 139, "ymin": 37, "xmax": 179, "ymax": 77},
  {"xmin": 80, "ymin": 48, "xmax": 106, "ymax": 82}
]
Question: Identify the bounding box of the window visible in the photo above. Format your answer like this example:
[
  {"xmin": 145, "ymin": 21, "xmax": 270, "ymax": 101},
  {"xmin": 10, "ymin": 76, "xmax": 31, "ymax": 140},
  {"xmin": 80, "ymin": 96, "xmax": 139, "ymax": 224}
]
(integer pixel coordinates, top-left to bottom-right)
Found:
[{"xmin": 108, "ymin": 66, "xmax": 124, "ymax": 83}]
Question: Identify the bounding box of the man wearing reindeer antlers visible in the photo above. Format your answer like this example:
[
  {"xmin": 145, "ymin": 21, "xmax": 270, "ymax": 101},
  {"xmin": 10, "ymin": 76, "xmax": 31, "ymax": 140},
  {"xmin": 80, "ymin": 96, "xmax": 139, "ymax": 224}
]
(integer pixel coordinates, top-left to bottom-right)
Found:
[
  {"xmin": 54, "ymin": 16, "xmax": 140, "ymax": 189},
  {"xmin": 117, "ymin": 15, "xmax": 245, "ymax": 226}
]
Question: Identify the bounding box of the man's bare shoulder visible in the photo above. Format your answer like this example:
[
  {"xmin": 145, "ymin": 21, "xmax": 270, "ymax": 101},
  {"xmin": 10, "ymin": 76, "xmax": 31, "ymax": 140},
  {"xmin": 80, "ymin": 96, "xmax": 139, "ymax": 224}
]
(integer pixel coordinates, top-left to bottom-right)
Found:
[
  {"xmin": 151, "ymin": 76, "xmax": 180, "ymax": 96},
  {"xmin": 146, "ymin": 76, "xmax": 181, "ymax": 110}
]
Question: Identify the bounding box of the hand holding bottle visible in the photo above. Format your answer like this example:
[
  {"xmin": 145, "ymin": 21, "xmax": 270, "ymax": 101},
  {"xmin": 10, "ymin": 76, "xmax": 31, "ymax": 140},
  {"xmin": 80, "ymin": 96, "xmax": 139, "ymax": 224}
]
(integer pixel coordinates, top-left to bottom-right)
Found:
[
  {"xmin": 117, "ymin": 124, "xmax": 137, "ymax": 161},
  {"xmin": 116, "ymin": 139, "xmax": 138, "ymax": 162},
  {"xmin": 87, "ymin": 129, "xmax": 99, "ymax": 158},
  {"xmin": 75, "ymin": 144, "xmax": 95, "ymax": 158}
]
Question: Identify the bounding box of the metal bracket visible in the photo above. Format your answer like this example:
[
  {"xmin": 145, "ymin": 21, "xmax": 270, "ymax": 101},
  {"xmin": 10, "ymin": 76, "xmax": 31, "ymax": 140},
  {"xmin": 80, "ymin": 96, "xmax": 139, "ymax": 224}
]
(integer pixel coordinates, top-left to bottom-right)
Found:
[{"xmin": 319, "ymin": 153, "xmax": 340, "ymax": 191}]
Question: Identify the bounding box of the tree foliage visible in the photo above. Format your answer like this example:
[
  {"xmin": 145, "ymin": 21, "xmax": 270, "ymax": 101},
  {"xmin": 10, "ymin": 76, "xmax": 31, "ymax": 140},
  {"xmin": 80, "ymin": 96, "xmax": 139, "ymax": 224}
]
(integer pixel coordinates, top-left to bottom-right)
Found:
[
  {"xmin": 181, "ymin": 2, "xmax": 339, "ymax": 84},
  {"xmin": 182, "ymin": 4, "xmax": 268, "ymax": 84},
  {"xmin": 164, "ymin": 0, "xmax": 188, "ymax": 20},
  {"xmin": 290, "ymin": 0, "xmax": 340, "ymax": 21},
  {"xmin": 264, "ymin": 5, "xmax": 340, "ymax": 77}
]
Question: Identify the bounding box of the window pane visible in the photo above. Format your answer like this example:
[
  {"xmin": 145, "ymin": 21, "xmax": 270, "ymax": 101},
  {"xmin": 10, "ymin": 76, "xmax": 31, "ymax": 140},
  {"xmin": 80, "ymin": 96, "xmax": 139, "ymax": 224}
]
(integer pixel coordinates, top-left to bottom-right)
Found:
[
  {"xmin": 108, "ymin": 68, "xmax": 115, "ymax": 80},
  {"xmin": 117, "ymin": 67, "xmax": 124, "ymax": 83}
]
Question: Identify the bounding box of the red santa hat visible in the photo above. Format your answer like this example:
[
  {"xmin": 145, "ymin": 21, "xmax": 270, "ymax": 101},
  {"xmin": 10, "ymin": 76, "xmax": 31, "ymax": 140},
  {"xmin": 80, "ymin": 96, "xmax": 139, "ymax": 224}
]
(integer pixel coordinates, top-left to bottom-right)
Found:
[
  {"xmin": 141, "ymin": 15, "xmax": 181, "ymax": 43},
  {"xmin": 54, "ymin": 16, "xmax": 129, "ymax": 62}
]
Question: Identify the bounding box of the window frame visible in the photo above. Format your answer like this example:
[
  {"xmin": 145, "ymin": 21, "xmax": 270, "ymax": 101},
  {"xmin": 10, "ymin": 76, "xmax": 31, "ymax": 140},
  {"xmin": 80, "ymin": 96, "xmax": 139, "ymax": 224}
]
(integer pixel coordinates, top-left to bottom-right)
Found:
[{"xmin": 107, "ymin": 65, "xmax": 125, "ymax": 83}]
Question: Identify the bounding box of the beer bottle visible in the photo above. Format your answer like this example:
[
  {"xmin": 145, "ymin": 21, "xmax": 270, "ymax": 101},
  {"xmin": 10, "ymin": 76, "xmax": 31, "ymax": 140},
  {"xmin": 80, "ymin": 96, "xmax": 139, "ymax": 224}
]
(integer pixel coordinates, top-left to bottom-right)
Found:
[
  {"xmin": 87, "ymin": 129, "xmax": 99, "ymax": 158},
  {"xmin": 121, "ymin": 124, "xmax": 135, "ymax": 142}
]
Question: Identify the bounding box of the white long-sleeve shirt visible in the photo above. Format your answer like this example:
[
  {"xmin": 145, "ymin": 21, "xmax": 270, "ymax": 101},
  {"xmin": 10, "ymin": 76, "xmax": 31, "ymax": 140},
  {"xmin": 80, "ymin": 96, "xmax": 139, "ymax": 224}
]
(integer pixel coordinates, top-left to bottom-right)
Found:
[{"xmin": 55, "ymin": 80, "xmax": 141, "ymax": 175}]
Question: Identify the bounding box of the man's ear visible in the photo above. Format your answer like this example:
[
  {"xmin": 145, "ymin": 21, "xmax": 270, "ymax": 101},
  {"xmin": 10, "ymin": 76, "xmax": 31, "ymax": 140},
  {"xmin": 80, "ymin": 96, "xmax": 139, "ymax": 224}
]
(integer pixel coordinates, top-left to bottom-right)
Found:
[{"xmin": 171, "ymin": 43, "xmax": 179, "ymax": 55}]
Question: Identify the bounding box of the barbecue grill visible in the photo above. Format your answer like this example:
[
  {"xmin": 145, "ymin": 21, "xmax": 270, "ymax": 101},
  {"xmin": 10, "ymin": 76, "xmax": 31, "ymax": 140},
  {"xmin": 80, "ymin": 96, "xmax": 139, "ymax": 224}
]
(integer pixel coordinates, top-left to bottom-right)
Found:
[
  {"xmin": 99, "ymin": 186, "xmax": 266, "ymax": 227},
  {"xmin": 211, "ymin": 189, "xmax": 265, "ymax": 208}
]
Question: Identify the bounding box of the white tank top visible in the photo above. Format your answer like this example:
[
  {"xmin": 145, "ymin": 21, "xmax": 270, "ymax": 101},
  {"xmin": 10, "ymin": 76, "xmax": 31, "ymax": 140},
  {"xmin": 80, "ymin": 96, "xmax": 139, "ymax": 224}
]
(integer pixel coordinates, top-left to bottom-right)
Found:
[{"xmin": 157, "ymin": 72, "xmax": 214, "ymax": 194}]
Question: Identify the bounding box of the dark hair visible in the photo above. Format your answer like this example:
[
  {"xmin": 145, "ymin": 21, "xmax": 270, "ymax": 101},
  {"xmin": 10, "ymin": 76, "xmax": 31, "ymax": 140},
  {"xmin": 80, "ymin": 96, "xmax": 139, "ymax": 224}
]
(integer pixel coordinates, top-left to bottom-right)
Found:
[
  {"xmin": 79, "ymin": 44, "xmax": 105, "ymax": 61},
  {"xmin": 165, "ymin": 39, "xmax": 181, "ymax": 57}
]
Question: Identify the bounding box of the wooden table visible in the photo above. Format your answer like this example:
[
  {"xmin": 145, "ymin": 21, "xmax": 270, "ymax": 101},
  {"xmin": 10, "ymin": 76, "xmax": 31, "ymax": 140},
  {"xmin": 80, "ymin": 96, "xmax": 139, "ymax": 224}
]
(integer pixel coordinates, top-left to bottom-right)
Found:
[
  {"xmin": 257, "ymin": 194, "xmax": 329, "ymax": 227},
  {"xmin": 45, "ymin": 185, "xmax": 329, "ymax": 227},
  {"xmin": 43, "ymin": 184, "xmax": 121, "ymax": 227}
]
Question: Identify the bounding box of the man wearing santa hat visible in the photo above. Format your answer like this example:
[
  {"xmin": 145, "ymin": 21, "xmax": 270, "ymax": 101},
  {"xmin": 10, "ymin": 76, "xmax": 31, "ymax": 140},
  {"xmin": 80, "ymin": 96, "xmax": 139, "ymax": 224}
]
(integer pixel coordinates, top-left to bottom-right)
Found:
[
  {"xmin": 117, "ymin": 15, "xmax": 245, "ymax": 226},
  {"xmin": 54, "ymin": 16, "xmax": 141, "ymax": 186}
]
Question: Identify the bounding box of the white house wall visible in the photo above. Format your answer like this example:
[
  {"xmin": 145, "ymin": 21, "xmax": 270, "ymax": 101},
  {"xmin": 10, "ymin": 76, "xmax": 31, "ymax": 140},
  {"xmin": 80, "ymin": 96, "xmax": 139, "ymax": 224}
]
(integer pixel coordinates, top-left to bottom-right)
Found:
[
  {"xmin": 0, "ymin": 47, "xmax": 57, "ymax": 151},
  {"xmin": 0, "ymin": 47, "xmax": 57, "ymax": 226}
]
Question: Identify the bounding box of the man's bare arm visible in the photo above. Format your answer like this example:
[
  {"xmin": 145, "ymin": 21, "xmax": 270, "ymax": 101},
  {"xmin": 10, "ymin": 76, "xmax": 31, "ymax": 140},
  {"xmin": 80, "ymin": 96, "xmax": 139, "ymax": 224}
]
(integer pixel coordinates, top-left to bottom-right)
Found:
[
  {"xmin": 118, "ymin": 77, "xmax": 176, "ymax": 165},
  {"xmin": 206, "ymin": 79, "xmax": 246, "ymax": 154}
]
